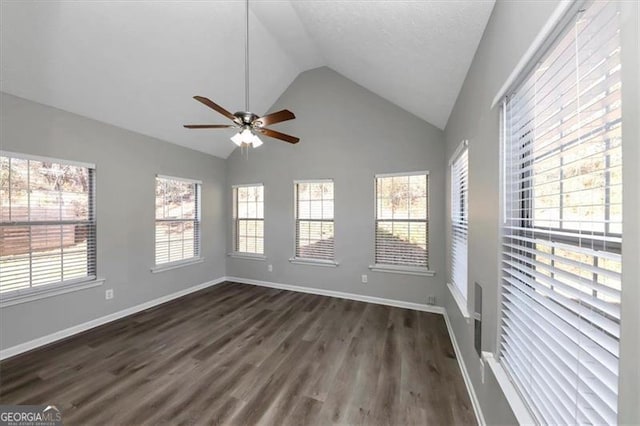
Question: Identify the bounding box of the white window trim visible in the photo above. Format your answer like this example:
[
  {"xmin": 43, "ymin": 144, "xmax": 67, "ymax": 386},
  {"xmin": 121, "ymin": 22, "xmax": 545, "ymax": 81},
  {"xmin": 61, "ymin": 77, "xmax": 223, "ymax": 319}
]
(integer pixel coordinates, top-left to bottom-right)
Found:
[
  {"xmin": 232, "ymin": 183, "xmax": 265, "ymax": 256},
  {"xmin": 289, "ymin": 257, "xmax": 339, "ymax": 268},
  {"xmin": 293, "ymin": 179, "xmax": 335, "ymax": 263},
  {"xmin": 373, "ymin": 171, "xmax": 431, "ymax": 271},
  {"xmin": 0, "ymin": 150, "xmax": 95, "ymax": 169},
  {"xmin": 481, "ymin": 352, "xmax": 536, "ymax": 425},
  {"xmin": 150, "ymin": 257, "xmax": 204, "ymax": 273},
  {"xmin": 228, "ymin": 252, "xmax": 267, "ymax": 261},
  {"xmin": 447, "ymin": 282, "xmax": 471, "ymax": 320},
  {"xmin": 375, "ymin": 170, "xmax": 430, "ymax": 178},
  {"xmin": 0, "ymin": 277, "xmax": 105, "ymax": 308},
  {"xmin": 156, "ymin": 174, "xmax": 202, "ymax": 185},
  {"xmin": 449, "ymin": 140, "xmax": 469, "ymax": 304},
  {"xmin": 449, "ymin": 139, "xmax": 469, "ymax": 166},
  {"xmin": 154, "ymin": 176, "xmax": 202, "ymax": 266},
  {"xmin": 232, "ymin": 182, "xmax": 264, "ymax": 188},
  {"xmin": 368, "ymin": 264, "xmax": 435, "ymax": 277},
  {"xmin": 293, "ymin": 179, "xmax": 333, "ymax": 184}
]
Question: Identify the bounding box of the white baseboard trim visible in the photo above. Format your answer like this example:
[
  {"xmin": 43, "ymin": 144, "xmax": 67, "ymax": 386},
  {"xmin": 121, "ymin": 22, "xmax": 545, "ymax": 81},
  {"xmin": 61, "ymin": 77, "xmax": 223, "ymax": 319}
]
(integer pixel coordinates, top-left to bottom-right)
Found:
[
  {"xmin": 0, "ymin": 277, "xmax": 227, "ymax": 361},
  {"xmin": 226, "ymin": 276, "xmax": 444, "ymax": 315},
  {"xmin": 443, "ymin": 310, "xmax": 486, "ymax": 426}
]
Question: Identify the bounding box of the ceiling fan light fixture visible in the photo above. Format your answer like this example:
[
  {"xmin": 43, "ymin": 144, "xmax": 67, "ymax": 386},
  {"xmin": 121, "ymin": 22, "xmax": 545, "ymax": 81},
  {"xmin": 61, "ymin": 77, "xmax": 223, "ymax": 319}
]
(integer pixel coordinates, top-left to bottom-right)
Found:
[
  {"xmin": 230, "ymin": 131, "xmax": 244, "ymax": 147},
  {"xmin": 183, "ymin": 0, "xmax": 299, "ymax": 146},
  {"xmin": 251, "ymin": 133, "xmax": 264, "ymax": 148},
  {"xmin": 231, "ymin": 127, "xmax": 263, "ymax": 148}
]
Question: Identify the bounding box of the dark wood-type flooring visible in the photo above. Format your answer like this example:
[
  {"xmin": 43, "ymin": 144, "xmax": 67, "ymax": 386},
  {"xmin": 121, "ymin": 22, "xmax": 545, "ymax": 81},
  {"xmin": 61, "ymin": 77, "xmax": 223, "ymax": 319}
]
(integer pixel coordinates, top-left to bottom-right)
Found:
[{"xmin": 0, "ymin": 282, "xmax": 476, "ymax": 425}]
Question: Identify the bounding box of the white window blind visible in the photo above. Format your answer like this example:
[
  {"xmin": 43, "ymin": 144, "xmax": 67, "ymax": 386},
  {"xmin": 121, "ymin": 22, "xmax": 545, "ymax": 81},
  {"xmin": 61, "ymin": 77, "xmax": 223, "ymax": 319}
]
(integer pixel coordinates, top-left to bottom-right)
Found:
[
  {"xmin": 500, "ymin": 1, "xmax": 622, "ymax": 424},
  {"xmin": 375, "ymin": 172, "xmax": 429, "ymax": 268},
  {"xmin": 155, "ymin": 176, "xmax": 201, "ymax": 265},
  {"xmin": 451, "ymin": 144, "xmax": 469, "ymax": 299},
  {"xmin": 233, "ymin": 184, "xmax": 264, "ymax": 254},
  {"xmin": 294, "ymin": 181, "xmax": 334, "ymax": 261},
  {"xmin": 0, "ymin": 153, "xmax": 97, "ymax": 294}
]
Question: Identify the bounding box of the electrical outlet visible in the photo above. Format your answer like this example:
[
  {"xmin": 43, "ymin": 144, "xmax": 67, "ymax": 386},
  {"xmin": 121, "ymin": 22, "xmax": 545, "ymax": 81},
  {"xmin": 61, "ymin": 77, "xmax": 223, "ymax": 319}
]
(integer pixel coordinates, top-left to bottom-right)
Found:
[
  {"xmin": 268, "ymin": 264, "xmax": 273, "ymax": 272},
  {"xmin": 361, "ymin": 274, "xmax": 368, "ymax": 283},
  {"xmin": 105, "ymin": 289, "xmax": 114, "ymax": 300},
  {"xmin": 427, "ymin": 296, "xmax": 436, "ymax": 305}
]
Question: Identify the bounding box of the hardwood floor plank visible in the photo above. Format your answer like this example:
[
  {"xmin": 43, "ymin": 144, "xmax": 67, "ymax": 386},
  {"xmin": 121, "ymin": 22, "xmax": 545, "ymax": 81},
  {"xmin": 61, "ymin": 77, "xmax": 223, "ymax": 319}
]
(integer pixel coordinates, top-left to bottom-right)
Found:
[
  {"xmin": 284, "ymin": 396, "xmax": 323, "ymax": 426},
  {"xmin": 345, "ymin": 303, "xmax": 389, "ymax": 425},
  {"xmin": 0, "ymin": 282, "xmax": 476, "ymax": 425},
  {"xmin": 302, "ymin": 299, "xmax": 367, "ymax": 403}
]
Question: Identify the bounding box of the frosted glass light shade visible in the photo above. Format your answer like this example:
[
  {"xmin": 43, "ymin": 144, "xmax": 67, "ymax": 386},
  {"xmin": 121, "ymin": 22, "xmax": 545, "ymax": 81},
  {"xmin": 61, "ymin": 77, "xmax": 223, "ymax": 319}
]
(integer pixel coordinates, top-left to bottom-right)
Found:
[{"xmin": 231, "ymin": 128, "xmax": 263, "ymax": 147}]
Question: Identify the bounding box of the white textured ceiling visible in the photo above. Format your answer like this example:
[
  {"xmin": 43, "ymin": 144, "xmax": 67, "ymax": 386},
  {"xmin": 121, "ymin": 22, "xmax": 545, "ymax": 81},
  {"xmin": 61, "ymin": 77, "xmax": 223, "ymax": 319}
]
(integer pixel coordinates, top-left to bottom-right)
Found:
[
  {"xmin": 0, "ymin": 0, "xmax": 494, "ymax": 159},
  {"xmin": 290, "ymin": 0, "xmax": 495, "ymax": 130}
]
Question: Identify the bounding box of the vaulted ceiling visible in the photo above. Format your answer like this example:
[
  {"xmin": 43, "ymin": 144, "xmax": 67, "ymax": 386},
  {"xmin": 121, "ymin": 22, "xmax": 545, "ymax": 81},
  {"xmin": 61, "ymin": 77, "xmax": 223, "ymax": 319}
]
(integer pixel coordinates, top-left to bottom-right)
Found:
[{"xmin": 1, "ymin": 0, "xmax": 495, "ymax": 159}]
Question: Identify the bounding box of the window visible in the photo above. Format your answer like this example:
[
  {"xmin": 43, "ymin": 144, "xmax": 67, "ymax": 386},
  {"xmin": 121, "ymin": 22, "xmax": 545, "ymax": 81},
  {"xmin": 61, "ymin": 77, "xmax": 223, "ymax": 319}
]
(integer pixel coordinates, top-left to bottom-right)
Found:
[
  {"xmin": 232, "ymin": 184, "xmax": 264, "ymax": 255},
  {"xmin": 374, "ymin": 172, "xmax": 429, "ymax": 269},
  {"xmin": 0, "ymin": 152, "xmax": 96, "ymax": 296},
  {"xmin": 155, "ymin": 176, "xmax": 201, "ymax": 265},
  {"xmin": 294, "ymin": 180, "xmax": 334, "ymax": 261},
  {"xmin": 500, "ymin": 1, "xmax": 622, "ymax": 424},
  {"xmin": 451, "ymin": 142, "xmax": 469, "ymax": 300}
]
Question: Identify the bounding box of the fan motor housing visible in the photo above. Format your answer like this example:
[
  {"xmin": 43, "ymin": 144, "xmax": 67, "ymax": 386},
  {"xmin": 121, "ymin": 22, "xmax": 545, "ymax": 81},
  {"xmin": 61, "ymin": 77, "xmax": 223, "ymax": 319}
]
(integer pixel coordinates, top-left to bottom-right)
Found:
[{"xmin": 234, "ymin": 111, "xmax": 260, "ymax": 126}]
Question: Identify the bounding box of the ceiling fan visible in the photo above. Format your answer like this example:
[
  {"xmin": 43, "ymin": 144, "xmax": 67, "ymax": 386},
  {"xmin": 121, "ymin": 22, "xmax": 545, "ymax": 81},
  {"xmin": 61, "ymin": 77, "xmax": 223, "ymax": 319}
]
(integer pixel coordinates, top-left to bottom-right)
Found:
[{"xmin": 183, "ymin": 0, "xmax": 299, "ymax": 147}]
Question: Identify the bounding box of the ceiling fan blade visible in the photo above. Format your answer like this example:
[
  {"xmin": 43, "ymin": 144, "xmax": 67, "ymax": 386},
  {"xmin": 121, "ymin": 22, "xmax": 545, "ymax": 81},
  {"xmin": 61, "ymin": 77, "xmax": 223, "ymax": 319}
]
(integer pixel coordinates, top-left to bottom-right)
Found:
[
  {"xmin": 257, "ymin": 128, "xmax": 300, "ymax": 144},
  {"xmin": 254, "ymin": 110, "xmax": 296, "ymax": 127},
  {"xmin": 184, "ymin": 124, "xmax": 234, "ymax": 129},
  {"xmin": 193, "ymin": 96, "xmax": 237, "ymax": 122}
]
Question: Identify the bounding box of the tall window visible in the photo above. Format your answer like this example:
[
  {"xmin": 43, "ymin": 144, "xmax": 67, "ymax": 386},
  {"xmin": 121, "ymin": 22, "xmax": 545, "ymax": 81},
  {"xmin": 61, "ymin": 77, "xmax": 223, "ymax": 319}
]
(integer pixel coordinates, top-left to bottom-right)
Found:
[
  {"xmin": 233, "ymin": 184, "xmax": 264, "ymax": 255},
  {"xmin": 294, "ymin": 180, "xmax": 334, "ymax": 261},
  {"xmin": 375, "ymin": 172, "xmax": 429, "ymax": 268},
  {"xmin": 0, "ymin": 152, "xmax": 96, "ymax": 296},
  {"xmin": 155, "ymin": 176, "xmax": 201, "ymax": 265},
  {"xmin": 501, "ymin": 1, "xmax": 622, "ymax": 424},
  {"xmin": 451, "ymin": 143, "xmax": 469, "ymax": 299}
]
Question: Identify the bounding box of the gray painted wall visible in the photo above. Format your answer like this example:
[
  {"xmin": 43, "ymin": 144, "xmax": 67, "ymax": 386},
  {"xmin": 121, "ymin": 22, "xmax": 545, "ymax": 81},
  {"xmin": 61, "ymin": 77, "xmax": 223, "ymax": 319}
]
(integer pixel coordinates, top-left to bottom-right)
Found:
[
  {"xmin": 2, "ymin": 2, "xmax": 638, "ymax": 422},
  {"xmin": 0, "ymin": 93, "xmax": 227, "ymax": 350},
  {"xmin": 444, "ymin": 0, "xmax": 640, "ymax": 424},
  {"xmin": 226, "ymin": 67, "xmax": 447, "ymax": 306}
]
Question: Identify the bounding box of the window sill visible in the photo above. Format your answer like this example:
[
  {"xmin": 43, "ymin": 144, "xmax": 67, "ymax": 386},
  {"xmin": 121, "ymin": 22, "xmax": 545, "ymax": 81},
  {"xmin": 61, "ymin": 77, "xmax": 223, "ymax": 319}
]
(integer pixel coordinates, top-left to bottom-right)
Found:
[
  {"xmin": 482, "ymin": 352, "xmax": 536, "ymax": 425},
  {"xmin": 0, "ymin": 278, "xmax": 106, "ymax": 308},
  {"xmin": 447, "ymin": 283, "xmax": 471, "ymax": 320},
  {"xmin": 227, "ymin": 253, "xmax": 267, "ymax": 261},
  {"xmin": 151, "ymin": 257, "xmax": 204, "ymax": 273},
  {"xmin": 289, "ymin": 257, "xmax": 339, "ymax": 268},
  {"xmin": 368, "ymin": 264, "xmax": 436, "ymax": 277}
]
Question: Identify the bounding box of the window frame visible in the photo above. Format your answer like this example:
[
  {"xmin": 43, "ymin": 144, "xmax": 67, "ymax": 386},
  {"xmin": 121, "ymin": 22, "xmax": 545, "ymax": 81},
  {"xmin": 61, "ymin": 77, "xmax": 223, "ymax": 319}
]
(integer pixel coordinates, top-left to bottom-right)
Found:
[
  {"xmin": 369, "ymin": 170, "xmax": 434, "ymax": 276},
  {"xmin": 449, "ymin": 140, "xmax": 470, "ymax": 316},
  {"xmin": 230, "ymin": 183, "xmax": 265, "ymax": 259},
  {"xmin": 0, "ymin": 151, "xmax": 102, "ymax": 305},
  {"xmin": 290, "ymin": 179, "xmax": 338, "ymax": 267},
  {"xmin": 152, "ymin": 174, "xmax": 202, "ymax": 271}
]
